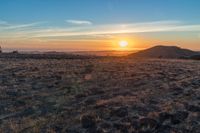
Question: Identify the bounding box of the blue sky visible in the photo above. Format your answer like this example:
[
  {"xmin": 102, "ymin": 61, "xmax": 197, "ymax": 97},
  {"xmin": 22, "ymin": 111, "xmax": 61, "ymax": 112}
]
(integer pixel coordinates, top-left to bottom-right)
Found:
[
  {"xmin": 0, "ymin": 0, "xmax": 200, "ymax": 51},
  {"xmin": 1, "ymin": 0, "xmax": 200, "ymax": 24}
]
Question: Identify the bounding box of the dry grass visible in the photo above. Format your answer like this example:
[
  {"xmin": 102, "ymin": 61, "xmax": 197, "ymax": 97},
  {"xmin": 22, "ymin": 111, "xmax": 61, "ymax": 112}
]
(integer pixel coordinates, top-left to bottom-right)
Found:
[{"xmin": 0, "ymin": 58, "xmax": 200, "ymax": 132}]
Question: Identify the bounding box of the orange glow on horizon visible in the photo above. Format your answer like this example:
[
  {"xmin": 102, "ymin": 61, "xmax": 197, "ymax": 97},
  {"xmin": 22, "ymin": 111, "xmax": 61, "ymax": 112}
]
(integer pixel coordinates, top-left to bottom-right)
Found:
[{"xmin": 2, "ymin": 36, "xmax": 200, "ymax": 52}]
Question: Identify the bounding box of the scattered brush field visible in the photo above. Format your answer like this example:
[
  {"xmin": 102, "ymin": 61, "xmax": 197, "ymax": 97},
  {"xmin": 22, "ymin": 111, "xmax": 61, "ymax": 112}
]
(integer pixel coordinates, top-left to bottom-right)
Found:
[{"xmin": 0, "ymin": 57, "xmax": 200, "ymax": 133}]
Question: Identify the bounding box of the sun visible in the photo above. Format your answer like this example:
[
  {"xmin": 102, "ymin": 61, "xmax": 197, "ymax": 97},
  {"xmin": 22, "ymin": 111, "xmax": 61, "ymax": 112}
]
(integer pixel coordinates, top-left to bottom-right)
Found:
[{"xmin": 119, "ymin": 40, "xmax": 128, "ymax": 48}]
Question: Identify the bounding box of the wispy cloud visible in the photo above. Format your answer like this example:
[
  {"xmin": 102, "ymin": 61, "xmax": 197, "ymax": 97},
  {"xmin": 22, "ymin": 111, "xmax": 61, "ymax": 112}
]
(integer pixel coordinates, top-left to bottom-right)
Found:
[
  {"xmin": 0, "ymin": 20, "xmax": 8, "ymax": 25},
  {"xmin": 0, "ymin": 21, "xmax": 46, "ymax": 31},
  {"xmin": 5, "ymin": 22, "xmax": 44, "ymax": 30},
  {"xmin": 1, "ymin": 20, "xmax": 200, "ymax": 41},
  {"xmin": 66, "ymin": 19, "xmax": 93, "ymax": 25},
  {"xmin": 0, "ymin": 21, "xmax": 47, "ymax": 40},
  {"xmin": 32, "ymin": 20, "xmax": 200, "ymax": 38}
]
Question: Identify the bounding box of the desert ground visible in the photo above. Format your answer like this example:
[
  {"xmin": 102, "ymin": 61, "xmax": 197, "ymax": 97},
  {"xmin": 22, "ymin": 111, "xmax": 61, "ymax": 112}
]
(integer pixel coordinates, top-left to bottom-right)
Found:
[{"xmin": 0, "ymin": 57, "xmax": 200, "ymax": 133}]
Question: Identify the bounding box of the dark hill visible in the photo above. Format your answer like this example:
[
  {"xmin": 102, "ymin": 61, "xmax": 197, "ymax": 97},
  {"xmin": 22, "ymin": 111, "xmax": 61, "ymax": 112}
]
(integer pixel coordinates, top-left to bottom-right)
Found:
[
  {"xmin": 190, "ymin": 55, "xmax": 200, "ymax": 60},
  {"xmin": 129, "ymin": 45, "xmax": 199, "ymax": 59}
]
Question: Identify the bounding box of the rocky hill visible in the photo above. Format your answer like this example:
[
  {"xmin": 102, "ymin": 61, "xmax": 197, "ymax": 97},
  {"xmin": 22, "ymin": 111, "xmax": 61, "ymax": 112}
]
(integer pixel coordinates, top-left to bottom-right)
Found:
[{"xmin": 129, "ymin": 45, "xmax": 199, "ymax": 59}]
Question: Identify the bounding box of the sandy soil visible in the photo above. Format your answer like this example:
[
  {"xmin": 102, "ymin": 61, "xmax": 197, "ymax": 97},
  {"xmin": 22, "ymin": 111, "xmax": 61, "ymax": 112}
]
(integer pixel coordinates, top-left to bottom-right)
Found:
[{"xmin": 0, "ymin": 58, "xmax": 200, "ymax": 133}]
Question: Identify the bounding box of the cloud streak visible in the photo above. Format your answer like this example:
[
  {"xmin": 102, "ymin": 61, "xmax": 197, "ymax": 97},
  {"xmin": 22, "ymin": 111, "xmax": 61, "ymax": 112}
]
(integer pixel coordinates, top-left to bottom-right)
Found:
[
  {"xmin": 66, "ymin": 20, "xmax": 93, "ymax": 25},
  {"xmin": 0, "ymin": 21, "xmax": 46, "ymax": 31},
  {"xmin": 1, "ymin": 20, "xmax": 200, "ymax": 41},
  {"xmin": 0, "ymin": 20, "xmax": 8, "ymax": 25},
  {"xmin": 31, "ymin": 20, "xmax": 200, "ymax": 38}
]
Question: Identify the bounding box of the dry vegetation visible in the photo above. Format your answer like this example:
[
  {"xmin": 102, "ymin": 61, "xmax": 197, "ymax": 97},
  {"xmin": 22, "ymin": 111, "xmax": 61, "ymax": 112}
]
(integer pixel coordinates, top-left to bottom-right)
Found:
[{"xmin": 0, "ymin": 57, "xmax": 200, "ymax": 133}]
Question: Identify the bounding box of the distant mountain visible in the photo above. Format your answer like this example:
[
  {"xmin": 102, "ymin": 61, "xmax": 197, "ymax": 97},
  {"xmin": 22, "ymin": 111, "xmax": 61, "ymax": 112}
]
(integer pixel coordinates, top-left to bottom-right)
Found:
[
  {"xmin": 72, "ymin": 50, "xmax": 137, "ymax": 56},
  {"xmin": 129, "ymin": 45, "xmax": 199, "ymax": 59},
  {"xmin": 190, "ymin": 55, "xmax": 200, "ymax": 60}
]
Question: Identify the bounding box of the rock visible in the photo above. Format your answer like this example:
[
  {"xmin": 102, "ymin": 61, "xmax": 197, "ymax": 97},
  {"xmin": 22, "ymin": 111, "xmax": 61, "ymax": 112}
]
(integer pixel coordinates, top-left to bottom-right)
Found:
[
  {"xmin": 110, "ymin": 107, "xmax": 128, "ymax": 117},
  {"xmin": 38, "ymin": 105, "xmax": 55, "ymax": 116},
  {"xmin": 47, "ymin": 84, "xmax": 54, "ymax": 88},
  {"xmin": 65, "ymin": 128, "xmax": 80, "ymax": 133},
  {"xmin": 14, "ymin": 100, "xmax": 26, "ymax": 106},
  {"xmin": 99, "ymin": 122, "xmax": 112, "ymax": 129},
  {"xmin": 113, "ymin": 122, "xmax": 129, "ymax": 133},
  {"xmin": 84, "ymin": 96, "xmax": 98, "ymax": 105},
  {"xmin": 149, "ymin": 99, "xmax": 159, "ymax": 105},
  {"xmin": 159, "ymin": 111, "xmax": 188, "ymax": 125},
  {"xmin": 85, "ymin": 127, "xmax": 98, "ymax": 133},
  {"xmin": 32, "ymin": 83, "xmax": 42, "ymax": 90},
  {"xmin": 93, "ymin": 89, "xmax": 105, "ymax": 95},
  {"xmin": 95, "ymin": 128, "xmax": 107, "ymax": 133},
  {"xmin": 131, "ymin": 105, "xmax": 149, "ymax": 115},
  {"xmin": 19, "ymin": 107, "xmax": 35, "ymax": 117},
  {"xmin": 0, "ymin": 105, "xmax": 6, "ymax": 114},
  {"xmin": 81, "ymin": 115, "xmax": 96, "ymax": 129},
  {"xmin": 171, "ymin": 111, "xmax": 188, "ymax": 125},
  {"xmin": 173, "ymin": 87, "xmax": 184, "ymax": 92},
  {"xmin": 157, "ymin": 125, "xmax": 173, "ymax": 133},
  {"xmin": 32, "ymin": 67, "xmax": 39, "ymax": 71},
  {"xmin": 138, "ymin": 118, "xmax": 158, "ymax": 132},
  {"xmin": 131, "ymin": 120, "xmax": 139, "ymax": 130},
  {"xmin": 186, "ymin": 105, "xmax": 200, "ymax": 112},
  {"xmin": 55, "ymin": 75, "xmax": 62, "ymax": 80},
  {"xmin": 120, "ymin": 116, "xmax": 139, "ymax": 131},
  {"xmin": 51, "ymin": 125, "xmax": 63, "ymax": 133},
  {"xmin": 159, "ymin": 112, "xmax": 173, "ymax": 124},
  {"xmin": 6, "ymin": 91, "xmax": 18, "ymax": 97},
  {"xmin": 189, "ymin": 121, "xmax": 200, "ymax": 132},
  {"xmin": 120, "ymin": 116, "xmax": 132, "ymax": 123},
  {"xmin": 172, "ymin": 87, "xmax": 184, "ymax": 96},
  {"xmin": 75, "ymin": 93, "xmax": 87, "ymax": 99},
  {"xmin": 156, "ymin": 125, "xmax": 185, "ymax": 133},
  {"xmin": 84, "ymin": 74, "xmax": 92, "ymax": 80}
]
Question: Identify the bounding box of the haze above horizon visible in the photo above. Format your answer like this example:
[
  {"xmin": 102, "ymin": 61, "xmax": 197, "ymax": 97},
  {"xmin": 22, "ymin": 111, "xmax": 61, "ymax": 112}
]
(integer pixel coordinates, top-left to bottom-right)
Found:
[{"xmin": 0, "ymin": 0, "xmax": 200, "ymax": 51}]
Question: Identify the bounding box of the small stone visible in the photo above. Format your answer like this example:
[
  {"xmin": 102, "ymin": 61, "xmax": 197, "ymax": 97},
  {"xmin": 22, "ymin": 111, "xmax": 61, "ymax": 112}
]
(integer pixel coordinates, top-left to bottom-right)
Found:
[
  {"xmin": 149, "ymin": 99, "xmax": 159, "ymax": 105},
  {"xmin": 81, "ymin": 115, "xmax": 96, "ymax": 129},
  {"xmin": 55, "ymin": 75, "xmax": 62, "ymax": 80},
  {"xmin": 100, "ymin": 122, "xmax": 112, "ymax": 129},
  {"xmin": 84, "ymin": 74, "xmax": 92, "ymax": 80},
  {"xmin": 14, "ymin": 100, "xmax": 26, "ymax": 106},
  {"xmin": 51, "ymin": 125, "xmax": 63, "ymax": 132},
  {"xmin": 6, "ymin": 91, "xmax": 18, "ymax": 97},
  {"xmin": 186, "ymin": 105, "xmax": 200, "ymax": 112},
  {"xmin": 159, "ymin": 112, "xmax": 173, "ymax": 124},
  {"xmin": 86, "ymin": 127, "xmax": 98, "ymax": 133},
  {"xmin": 171, "ymin": 111, "xmax": 188, "ymax": 125},
  {"xmin": 157, "ymin": 125, "xmax": 172, "ymax": 133},
  {"xmin": 65, "ymin": 128, "xmax": 80, "ymax": 133},
  {"xmin": 138, "ymin": 118, "xmax": 158, "ymax": 132},
  {"xmin": 131, "ymin": 120, "xmax": 139, "ymax": 130},
  {"xmin": 110, "ymin": 107, "xmax": 128, "ymax": 117},
  {"xmin": 19, "ymin": 107, "xmax": 35, "ymax": 117},
  {"xmin": 84, "ymin": 96, "xmax": 98, "ymax": 105},
  {"xmin": 120, "ymin": 116, "xmax": 132, "ymax": 123},
  {"xmin": 113, "ymin": 122, "xmax": 129, "ymax": 133},
  {"xmin": 173, "ymin": 87, "xmax": 184, "ymax": 92},
  {"xmin": 75, "ymin": 93, "xmax": 87, "ymax": 99}
]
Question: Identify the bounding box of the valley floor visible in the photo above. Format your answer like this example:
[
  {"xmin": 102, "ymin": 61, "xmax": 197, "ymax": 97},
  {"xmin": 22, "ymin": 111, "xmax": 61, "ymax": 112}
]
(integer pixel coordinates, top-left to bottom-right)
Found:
[{"xmin": 0, "ymin": 57, "xmax": 200, "ymax": 133}]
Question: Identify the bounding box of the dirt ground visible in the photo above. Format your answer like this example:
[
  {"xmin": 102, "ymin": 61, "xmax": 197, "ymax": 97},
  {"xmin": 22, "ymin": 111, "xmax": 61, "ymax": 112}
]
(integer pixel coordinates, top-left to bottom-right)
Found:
[{"xmin": 0, "ymin": 58, "xmax": 200, "ymax": 133}]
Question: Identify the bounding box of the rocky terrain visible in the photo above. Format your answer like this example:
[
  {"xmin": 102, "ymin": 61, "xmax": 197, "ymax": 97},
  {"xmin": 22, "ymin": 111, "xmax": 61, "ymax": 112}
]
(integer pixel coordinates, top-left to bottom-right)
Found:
[{"xmin": 0, "ymin": 57, "xmax": 200, "ymax": 133}]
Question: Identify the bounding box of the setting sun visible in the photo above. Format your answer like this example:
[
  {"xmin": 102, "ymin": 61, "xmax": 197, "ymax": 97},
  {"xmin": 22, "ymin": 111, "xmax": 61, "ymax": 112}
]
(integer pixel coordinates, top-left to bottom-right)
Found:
[{"xmin": 119, "ymin": 40, "xmax": 128, "ymax": 48}]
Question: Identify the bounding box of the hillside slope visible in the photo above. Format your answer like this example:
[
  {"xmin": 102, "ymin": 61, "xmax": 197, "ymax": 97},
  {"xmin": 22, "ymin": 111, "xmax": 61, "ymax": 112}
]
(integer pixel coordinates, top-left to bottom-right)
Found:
[{"xmin": 129, "ymin": 45, "xmax": 199, "ymax": 58}]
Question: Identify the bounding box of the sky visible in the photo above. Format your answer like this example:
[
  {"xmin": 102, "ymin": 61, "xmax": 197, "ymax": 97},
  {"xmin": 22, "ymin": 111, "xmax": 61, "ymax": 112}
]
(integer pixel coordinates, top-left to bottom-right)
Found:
[{"xmin": 0, "ymin": 0, "xmax": 200, "ymax": 51}]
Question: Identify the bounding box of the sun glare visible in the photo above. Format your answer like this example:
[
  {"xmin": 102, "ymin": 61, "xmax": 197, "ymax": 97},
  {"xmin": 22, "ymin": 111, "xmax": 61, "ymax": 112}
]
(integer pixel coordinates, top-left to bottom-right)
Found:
[{"xmin": 119, "ymin": 40, "xmax": 128, "ymax": 48}]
